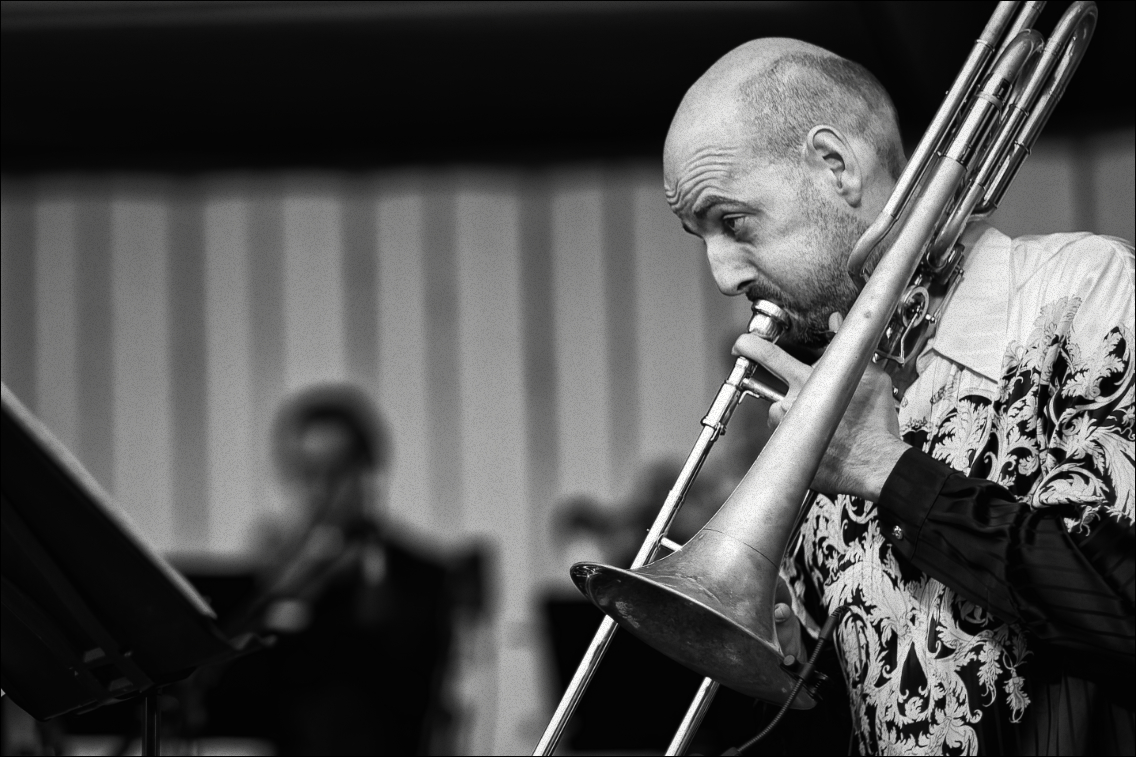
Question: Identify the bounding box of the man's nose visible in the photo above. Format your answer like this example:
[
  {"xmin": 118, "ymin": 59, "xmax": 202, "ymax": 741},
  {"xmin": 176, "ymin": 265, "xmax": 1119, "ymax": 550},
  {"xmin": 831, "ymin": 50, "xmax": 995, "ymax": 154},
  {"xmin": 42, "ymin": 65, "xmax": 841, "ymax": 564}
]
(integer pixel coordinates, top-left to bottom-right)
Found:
[{"xmin": 705, "ymin": 237, "xmax": 755, "ymax": 296}]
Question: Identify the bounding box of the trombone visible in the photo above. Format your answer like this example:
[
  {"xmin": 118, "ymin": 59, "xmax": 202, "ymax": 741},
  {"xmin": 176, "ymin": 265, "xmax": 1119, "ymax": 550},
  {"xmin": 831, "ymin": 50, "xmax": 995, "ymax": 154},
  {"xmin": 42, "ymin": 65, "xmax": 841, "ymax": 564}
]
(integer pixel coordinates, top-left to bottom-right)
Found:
[{"xmin": 535, "ymin": 1, "xmax": 1098, "ymax": 754}]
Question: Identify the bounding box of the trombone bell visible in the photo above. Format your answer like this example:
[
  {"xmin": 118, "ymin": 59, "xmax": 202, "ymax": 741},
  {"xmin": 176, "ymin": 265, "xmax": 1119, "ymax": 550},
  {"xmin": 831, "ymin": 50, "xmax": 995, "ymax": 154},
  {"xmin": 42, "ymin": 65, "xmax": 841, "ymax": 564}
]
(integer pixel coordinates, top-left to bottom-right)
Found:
[{"xmin": 571, "ymin": 529, "xmax": 816, "ymax": 708}]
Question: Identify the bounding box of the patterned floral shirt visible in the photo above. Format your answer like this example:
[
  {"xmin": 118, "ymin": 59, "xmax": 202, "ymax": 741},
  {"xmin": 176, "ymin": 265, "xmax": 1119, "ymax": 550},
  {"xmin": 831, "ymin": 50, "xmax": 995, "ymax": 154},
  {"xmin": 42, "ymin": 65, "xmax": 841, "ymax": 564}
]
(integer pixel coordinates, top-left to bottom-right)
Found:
[{"xmin": 790, "ymin": 223, "xmax": 1135, "ymax": 755}]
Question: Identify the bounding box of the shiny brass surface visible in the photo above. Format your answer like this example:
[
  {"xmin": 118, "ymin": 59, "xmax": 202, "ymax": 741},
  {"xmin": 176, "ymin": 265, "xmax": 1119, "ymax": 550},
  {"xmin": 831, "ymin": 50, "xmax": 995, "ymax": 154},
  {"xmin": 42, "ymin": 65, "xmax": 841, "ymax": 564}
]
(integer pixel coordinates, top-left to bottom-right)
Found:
[{"xmin": 572, "ymin": 529, "xmax": 813, "ymax": 707}]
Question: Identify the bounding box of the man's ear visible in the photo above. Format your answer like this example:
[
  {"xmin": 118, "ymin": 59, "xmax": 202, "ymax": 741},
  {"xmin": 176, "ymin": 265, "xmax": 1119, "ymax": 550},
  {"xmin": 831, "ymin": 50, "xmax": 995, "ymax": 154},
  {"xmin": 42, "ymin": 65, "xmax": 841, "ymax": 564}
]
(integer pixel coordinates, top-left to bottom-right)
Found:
[{"xmin": 805, "ymin": 125, "xmax": 863, "ymax": 208}]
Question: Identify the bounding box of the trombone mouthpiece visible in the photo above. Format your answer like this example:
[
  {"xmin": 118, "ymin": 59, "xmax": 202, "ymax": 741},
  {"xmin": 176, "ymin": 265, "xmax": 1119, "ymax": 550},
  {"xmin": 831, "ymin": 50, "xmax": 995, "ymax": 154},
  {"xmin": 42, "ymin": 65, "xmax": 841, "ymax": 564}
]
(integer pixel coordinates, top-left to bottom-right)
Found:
[{"xmin": 748, "ymin": 300, "xmax": 790, "ymax": 342}]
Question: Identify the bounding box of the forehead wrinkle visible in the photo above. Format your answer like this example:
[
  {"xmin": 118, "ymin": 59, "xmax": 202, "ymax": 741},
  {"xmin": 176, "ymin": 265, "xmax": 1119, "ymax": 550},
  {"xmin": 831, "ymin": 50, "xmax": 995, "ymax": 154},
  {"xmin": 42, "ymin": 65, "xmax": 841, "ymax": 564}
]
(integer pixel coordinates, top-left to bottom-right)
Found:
[
  {"xmin": 668, "ymin": 165, "xmax": 733, "ymax": 215},
  {"xmin": 667, "ymin": 148, "xmax": 739, "ymax": 213},
  {"xmin": 681, "ymin": 144, "xmax": 736, "ymax": 167}
]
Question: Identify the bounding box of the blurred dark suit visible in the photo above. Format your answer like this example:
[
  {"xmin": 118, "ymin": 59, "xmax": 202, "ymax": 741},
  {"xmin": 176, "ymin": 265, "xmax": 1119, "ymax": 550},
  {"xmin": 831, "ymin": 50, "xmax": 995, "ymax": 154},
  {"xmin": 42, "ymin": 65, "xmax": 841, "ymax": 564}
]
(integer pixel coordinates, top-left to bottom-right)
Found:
[{"xmin": 201, "ymin": 384, "xmax": 469, "ymax": 755}]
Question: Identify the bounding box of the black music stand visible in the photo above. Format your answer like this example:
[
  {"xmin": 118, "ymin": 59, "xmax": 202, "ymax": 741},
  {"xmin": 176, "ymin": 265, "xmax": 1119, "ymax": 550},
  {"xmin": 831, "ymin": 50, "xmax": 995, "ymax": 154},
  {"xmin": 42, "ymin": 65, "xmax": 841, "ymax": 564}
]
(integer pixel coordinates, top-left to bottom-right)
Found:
[{"xmin": 1, "ymin": 384, "xmax": 262, "ymax": 755}]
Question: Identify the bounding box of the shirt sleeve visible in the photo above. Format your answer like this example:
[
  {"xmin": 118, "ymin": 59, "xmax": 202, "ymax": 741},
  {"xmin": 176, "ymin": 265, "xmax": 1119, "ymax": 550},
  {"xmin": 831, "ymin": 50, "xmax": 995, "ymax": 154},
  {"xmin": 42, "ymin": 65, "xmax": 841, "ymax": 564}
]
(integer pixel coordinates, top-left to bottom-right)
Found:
[{"xmin": 877, "ymin": 446, "xmax": 1135, "ymax": 684}]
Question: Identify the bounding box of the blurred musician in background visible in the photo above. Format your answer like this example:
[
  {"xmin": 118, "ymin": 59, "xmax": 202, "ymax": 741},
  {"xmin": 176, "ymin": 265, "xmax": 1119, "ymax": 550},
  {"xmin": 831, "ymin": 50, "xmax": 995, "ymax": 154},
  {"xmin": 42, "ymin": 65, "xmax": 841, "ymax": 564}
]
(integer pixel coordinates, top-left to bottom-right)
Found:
[
  {"xmin": 210, "ymin": 384, "xmax": 464, "ymax": 756},
  {"xmin": 663, "ymin": 38, "xmax": 1134, "ymax": 754}
]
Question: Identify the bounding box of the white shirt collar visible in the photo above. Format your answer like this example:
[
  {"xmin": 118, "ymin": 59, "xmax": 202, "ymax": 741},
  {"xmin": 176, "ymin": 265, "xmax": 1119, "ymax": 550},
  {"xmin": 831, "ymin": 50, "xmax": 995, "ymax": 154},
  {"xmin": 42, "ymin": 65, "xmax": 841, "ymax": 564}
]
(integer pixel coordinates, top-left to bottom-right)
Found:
[{"xmin": 926, "ymin": 222, "xmax": 1011, "ymax": 383}]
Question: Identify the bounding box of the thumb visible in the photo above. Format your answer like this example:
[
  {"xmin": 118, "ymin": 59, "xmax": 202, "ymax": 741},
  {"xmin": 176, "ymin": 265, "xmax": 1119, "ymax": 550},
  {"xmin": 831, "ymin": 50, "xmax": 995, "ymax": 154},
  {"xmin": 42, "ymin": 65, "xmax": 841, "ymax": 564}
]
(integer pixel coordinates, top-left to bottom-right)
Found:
[
  {"xmin": 828, "ymin": 311, "xmax": 845, "ymax": 334},
  {"xmin": 768, "ymin": 400, "xmax": 788, "ymax": 428},
  {"xmin": 773, "ymin": 602, "xmax": 804, "ymax": 660}
]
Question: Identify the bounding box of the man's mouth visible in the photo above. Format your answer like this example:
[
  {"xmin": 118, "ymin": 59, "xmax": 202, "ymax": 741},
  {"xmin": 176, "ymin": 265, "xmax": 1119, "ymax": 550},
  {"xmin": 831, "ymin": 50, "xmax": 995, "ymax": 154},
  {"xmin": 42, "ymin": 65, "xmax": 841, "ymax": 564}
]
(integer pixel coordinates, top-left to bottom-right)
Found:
[
  {"xmin": 745, "ymin": 286, "xmax": 782, "ymax": 306},
  {"xmin": 746, "ymin": 289, "xmax": 799, "ymax": 320}
]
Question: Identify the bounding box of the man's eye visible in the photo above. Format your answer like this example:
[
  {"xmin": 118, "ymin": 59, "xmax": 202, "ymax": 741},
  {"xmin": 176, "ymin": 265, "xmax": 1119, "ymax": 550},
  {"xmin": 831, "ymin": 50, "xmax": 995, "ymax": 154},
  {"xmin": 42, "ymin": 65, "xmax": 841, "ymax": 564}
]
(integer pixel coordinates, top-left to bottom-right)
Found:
[{"xmin": 723, "ymin": 215, "xmax": 746, "ymax": 235}]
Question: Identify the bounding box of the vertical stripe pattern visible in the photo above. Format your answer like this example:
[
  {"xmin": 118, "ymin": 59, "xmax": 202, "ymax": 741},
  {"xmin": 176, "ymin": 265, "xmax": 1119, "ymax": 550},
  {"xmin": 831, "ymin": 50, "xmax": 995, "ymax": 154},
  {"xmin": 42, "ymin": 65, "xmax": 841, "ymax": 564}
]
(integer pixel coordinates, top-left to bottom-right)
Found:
[
  {"xmin": 376, "ymin": 186, "xmax": 433, "ymax": 536},
  {"xmin": 248, "ymin": 190, "xmax": 286, "ymax": 522},
  {"xmin": 282, "ymin": 189, "xmax": 346, "ymax": 393},
  {"xmin": 168, "ymin": 184, "xmax": 209, "ymax": 550},
  {"xmin": 111, "ymin": 190, "xmax": 175, "ymax": 550},
  {"xmin": 1, "ymin": 181, "xmax": 36, "ymax": 411},
  {"xmin": 518, "ymin": 174, "xmax": 559, "ymax": 583},
  {"xmin": 74, "ymin": 188, "xmax": 116, "ymax": 493},
  {"xmin": 34, "ymin": 192, "xmax": 80, "ymax": 451},
  {"xmin": 602, "ymin": 173, "xmax": 641, "ymax": 500},
  {"xmin": 422, "ymin": 181, "xmax": 464, "ymax": 534},
  {"xmin": 341, "ymin": 181, "xmax": 381, "ymax": 390},
  {"xmin": 204, "ymin": 192, "xmax": 257, "ymax": 554},
  {"xmin": 551, "ymin": 172, "xmax": 613, "ymax": 507}
]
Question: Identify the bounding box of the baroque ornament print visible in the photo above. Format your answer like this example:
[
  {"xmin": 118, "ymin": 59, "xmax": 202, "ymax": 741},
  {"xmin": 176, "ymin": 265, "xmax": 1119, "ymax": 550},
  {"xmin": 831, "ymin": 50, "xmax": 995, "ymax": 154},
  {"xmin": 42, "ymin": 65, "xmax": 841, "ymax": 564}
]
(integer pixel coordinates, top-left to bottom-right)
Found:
[{"xmin": 795, "ymin": 295, "xmax": 1135, "ymax": 755}]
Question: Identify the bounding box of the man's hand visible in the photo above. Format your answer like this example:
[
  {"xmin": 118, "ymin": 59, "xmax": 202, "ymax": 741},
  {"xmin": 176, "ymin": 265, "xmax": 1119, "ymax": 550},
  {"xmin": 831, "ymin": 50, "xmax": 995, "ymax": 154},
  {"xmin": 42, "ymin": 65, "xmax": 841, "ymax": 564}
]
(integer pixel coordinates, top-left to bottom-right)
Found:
[
  {"xmin": 774, "ymin": 577, "xmax": 806, "ymax": 662},
  {"xmin": 733, "ymin": 314, "xmax": 910, "ymax": 501}
]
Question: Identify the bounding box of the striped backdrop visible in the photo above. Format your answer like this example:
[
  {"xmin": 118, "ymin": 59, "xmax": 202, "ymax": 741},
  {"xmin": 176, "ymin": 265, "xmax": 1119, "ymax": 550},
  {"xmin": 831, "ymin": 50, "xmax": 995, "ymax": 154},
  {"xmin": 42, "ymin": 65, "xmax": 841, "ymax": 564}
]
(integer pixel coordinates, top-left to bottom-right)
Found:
[{"xmin": 1, "ymin": 131, "xmax": 1132, "ymax": 753}]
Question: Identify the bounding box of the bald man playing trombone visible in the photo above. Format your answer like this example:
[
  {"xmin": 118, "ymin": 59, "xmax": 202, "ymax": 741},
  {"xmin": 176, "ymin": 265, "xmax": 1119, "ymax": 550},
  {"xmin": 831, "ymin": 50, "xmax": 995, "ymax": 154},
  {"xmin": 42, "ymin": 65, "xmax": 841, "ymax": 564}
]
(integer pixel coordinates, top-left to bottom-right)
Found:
[{"xmin": 663, "ymin": 38, "xmax": 1134, "ymax": 755}]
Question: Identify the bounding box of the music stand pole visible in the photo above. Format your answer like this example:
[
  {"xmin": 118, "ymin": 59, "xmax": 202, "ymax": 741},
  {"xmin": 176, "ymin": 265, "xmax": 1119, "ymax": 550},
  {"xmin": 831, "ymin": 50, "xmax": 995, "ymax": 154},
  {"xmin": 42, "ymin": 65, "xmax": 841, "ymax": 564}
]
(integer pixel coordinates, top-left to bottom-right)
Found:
[{"xmin": 143, "ymin": 689, "xmax": 161, "ymax": 756}]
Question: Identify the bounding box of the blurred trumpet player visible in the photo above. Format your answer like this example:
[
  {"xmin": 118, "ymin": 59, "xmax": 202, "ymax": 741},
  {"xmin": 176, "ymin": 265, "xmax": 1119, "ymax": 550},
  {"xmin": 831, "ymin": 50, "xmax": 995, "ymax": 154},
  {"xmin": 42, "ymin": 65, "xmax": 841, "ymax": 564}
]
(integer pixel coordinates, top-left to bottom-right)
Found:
[
  {"xmin": 660, "ymin": 38, "xmax": 1134, "ymax": 754},
  {"xmin": 219, "ymin": 385, "xmax": 458, "ymax": 755}
]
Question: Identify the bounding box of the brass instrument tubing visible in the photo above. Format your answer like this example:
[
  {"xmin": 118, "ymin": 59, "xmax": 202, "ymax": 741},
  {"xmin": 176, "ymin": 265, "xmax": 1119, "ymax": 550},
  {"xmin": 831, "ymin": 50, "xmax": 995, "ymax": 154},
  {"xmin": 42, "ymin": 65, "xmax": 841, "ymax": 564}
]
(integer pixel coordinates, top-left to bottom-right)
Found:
[
  {"xmin": 533, "ymin": 614, "xmax": 620, "ymax": 755},
  {"xmin": 944, "ymin": 30, "xmax": 1043, "ymax": 168},
  {"xmin": 534, "ymin": 372, "xmax": 748, "ymax": 755},
  {"xmin": 929, "ymin": 29, "xmax": 1045, "ymax": 267},
  {"xmin": 846, "ymin": 0, "xmax": 1020, "ymax": 277},
  {"xmin": 984, "ymin": 1, "xmax": 1097, "ymax": 210},
  {"xmin": 998, "ymin": 1, "xmax": 1046, "ymax": 55},
  {"xmin": 666, "ymin": 678, "xmax": 721, "ymax": 756},
  {"xmin": 741, "ymin": 377, "xmax": 785, "ymax": 404}
]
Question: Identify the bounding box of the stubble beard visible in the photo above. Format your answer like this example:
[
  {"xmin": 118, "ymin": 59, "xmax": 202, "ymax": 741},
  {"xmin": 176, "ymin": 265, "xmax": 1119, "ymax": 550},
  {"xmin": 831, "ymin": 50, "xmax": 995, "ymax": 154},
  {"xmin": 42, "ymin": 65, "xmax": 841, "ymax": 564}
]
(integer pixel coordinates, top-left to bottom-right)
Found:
[{"xmin": 783, "ymin": 187, "xmax": 869, "ymax": 349}]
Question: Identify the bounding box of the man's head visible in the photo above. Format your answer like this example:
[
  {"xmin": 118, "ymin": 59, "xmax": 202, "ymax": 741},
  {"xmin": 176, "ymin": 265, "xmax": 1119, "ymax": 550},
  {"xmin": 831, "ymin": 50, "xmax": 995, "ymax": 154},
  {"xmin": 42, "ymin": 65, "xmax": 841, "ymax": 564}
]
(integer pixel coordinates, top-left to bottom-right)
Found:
[
  {"xmin": 664, "ymin": 38, "xmax": 903, "ymax": 346},
  {"xmin": 274, "ymin": 384, "xmax": 390, "ymax": 522}
]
